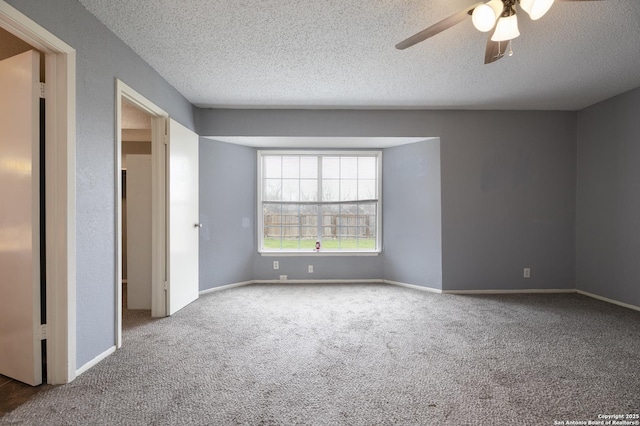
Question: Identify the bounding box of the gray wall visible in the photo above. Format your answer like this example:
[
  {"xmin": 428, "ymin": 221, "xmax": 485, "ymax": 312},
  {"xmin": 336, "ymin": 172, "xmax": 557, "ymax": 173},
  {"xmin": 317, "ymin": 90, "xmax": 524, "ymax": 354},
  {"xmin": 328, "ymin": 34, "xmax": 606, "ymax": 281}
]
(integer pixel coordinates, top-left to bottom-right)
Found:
[
  {"xmin": 199, "ymin": 139, "xmax": 255, "ymax": 288},
  {"xmin": 197, "ymin": 108, "xmax": 577, "ymax": 291},
  {"xmin": 383, "ymin": 140, "xmax": 442, "ymax": 289},
  {"xmin": 7, "ymin": 0, "xmax": 195, "ymax": 367},
  {"xmin": 198, "ymin": 139, "xmax": 444, "ymax": 288},
  {"xmin": 253, "ymin": 254, "xmax": 384, "ymax": 282},
  {"xmin": 576, "ymin": 87, "xmax": 640, "ymax": 307},
  {"xmin": 199, "ymin": 142, "xmax": 387, "ymax": 287},
  {"xmin": 441, "ymin": 112, "xmax": 576, "ymax": 291}
]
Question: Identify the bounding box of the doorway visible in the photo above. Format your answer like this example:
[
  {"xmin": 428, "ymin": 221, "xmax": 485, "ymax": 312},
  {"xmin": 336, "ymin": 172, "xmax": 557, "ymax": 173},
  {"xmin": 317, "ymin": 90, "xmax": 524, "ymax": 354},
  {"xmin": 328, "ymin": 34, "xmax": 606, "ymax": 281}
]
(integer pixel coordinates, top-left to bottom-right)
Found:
[
  {"xmin": 0, "ymin": 1, "xmax": 76, "ymax": 385},
  {"xmin": 115, "ymin": 80, "xmax": 168, "ymax": 348},
  {"xmin": 0, "ymin": 46, "xmax": 44, "ymax": 387},
  {"xmin": 121, "ymin": 100, "xmax": 152, "ymax": 313},
  {"xmin": 115, "ymin": 80, "xmax": 201, "ymax": 348}
]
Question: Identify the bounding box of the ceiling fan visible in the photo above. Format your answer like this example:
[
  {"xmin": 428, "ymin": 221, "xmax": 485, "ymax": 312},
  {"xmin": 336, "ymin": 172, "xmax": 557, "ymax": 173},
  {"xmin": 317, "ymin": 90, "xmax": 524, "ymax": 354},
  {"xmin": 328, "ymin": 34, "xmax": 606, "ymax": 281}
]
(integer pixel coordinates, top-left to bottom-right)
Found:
[{"xmin": 396, "ymin": 0, "xmax": 600, "ymax": 64}]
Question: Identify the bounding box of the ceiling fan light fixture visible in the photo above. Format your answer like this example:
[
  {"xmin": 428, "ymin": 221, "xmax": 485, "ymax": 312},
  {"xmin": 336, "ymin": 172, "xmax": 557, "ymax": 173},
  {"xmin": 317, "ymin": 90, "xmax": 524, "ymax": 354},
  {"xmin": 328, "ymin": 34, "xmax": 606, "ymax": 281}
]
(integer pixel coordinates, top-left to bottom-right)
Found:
[
  {"xmin": 519, "ymin": 0, "xmax": 555, "ymax": 20},
  {"xmin": 472, "ymin": 0, "xmax": 505, "ymax": 32},
  {"xmin": 491, "ymin": 14, "xmax": 520, "ymax": 42}
]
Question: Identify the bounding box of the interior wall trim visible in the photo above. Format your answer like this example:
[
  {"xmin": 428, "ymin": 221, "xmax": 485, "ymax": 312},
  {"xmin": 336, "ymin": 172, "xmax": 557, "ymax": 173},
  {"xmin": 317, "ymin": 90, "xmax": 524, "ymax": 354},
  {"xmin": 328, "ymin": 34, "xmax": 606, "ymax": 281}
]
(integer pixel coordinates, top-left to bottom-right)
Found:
[
  {"xmin": 383, "ymin": 280, "xmax": 442, "ymax": 294},
  {"xmin": 198, "ymin": 279, "xmax": 439, "ymax": 293},
  {"xmin": 198, "ymin": 281, "xmax": 640, "ymax": 313},
  {"xmin": 577, "ymin": 290, "xmax": 640, "ymax": 312},
  {"xmin": 199, "ymin": 281, "xmax": 254, "ymax": 295},
  {"xmin": 115, "ymin": 79, "xmax": 169, "ymax": 349},
  {"xmin": 253, "ymin": 279, "xmax": 384, "ymax": 285},
  {"xmin": 443, "ymin": 288, "xmax": 576, "ymax": 295},
  {"xmin": 75, "ymin": 346, "xmax": 115, "ymax": 377},
  {"xmin": 0, "ymin": 0, "xmax": 77, "ymax": 385}
]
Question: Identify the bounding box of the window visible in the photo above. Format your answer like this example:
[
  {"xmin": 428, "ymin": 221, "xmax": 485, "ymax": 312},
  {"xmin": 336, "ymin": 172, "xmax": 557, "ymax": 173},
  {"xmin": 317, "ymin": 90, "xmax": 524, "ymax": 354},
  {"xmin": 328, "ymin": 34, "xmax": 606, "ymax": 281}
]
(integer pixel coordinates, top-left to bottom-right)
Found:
[{"xmin": 258, "ymin": 151, "xmax": 381, "ymax": 254}]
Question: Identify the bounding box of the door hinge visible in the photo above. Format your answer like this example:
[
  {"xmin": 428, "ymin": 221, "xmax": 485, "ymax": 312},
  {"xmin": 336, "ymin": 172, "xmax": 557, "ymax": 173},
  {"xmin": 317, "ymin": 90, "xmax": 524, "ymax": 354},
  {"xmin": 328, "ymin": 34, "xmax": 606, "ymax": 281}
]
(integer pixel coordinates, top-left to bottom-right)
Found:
[
  {"xmin": 40, "ymin": 324, "xmax": 47, "ymax": 340},
  {"xmin": 40, "ymin": 82, "xmax": 46, "ymax": 99},
  {"xmin": 164, "ymin": 281, "xmax": 169, "ymax": 291}
]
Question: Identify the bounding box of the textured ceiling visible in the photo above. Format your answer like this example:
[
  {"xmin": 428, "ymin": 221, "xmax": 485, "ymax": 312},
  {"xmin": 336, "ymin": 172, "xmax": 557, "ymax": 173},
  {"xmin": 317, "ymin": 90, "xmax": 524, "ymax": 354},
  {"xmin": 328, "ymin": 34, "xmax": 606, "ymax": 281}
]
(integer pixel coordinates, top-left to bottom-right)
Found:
[{"xmin": 78, "ymin": 0, "xmax": 640, "ymax": 110}]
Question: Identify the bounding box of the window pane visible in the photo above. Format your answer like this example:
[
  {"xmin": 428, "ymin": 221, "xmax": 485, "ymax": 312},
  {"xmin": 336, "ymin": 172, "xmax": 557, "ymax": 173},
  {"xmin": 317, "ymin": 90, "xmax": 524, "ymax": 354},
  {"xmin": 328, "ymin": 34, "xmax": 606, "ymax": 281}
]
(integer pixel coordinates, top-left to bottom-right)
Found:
[
  {"xmin": 264, "ymin": 156, "xmax": 281, "ymax": 178},
  {"xmin": 322, "ymin": 204, "xmax": 339, "ymax": 216},
  {"xmin": 300, "ymin": 225, "xmax": 316, "ymax": 237},
  {"xmin": 263, "ymin": 238, "xmax": 282, "ymax": 249},
  {"xmin": 340, "ymin": 157, "xmax": 357, "ymax": 179},
  {"xmin": 300, "ymin": 235, "xmax": 317, "ymax": 249},
  {"xmin": 340, "ymin": 203, "xmax": 358, "ymax": 216},
  {"xmin": 359, "ymin": 203, "xmax": 376, "ymax": 217},
  {"xmin": 281, "ymin": 204, "xmax": 299, "ymax": 220},
  {"xmin": 260, "ymin": 152, "xmax": 380, "ymax": 252},
  {"xmin": 282, "ymin": 156, "xmax": 300, "ymax": 178},
  {"xmin": 300, "ymin": 156, "xmax": 318, "ymax": 179},
  {"xmin": 358, "ymin": 157, "xmax": 376, "ymax": 179},
  {"xmin": 358, "ymin": 238, "xmax": 376, "ymax": 249},
  {"xmin": 282, "ymin": 179, "xmax": 300, "ymax": 201},
  {"xmin": 263, "ymin": 204, "xmax": 281, "ymax": 221},
  {"xmin": 340, "ymin": 179, "xmax": 357, "ymax": 201},
  {"xmin": 322, "ymin": 157, "xmax": 340, "ymax": 179},
  {"xmin": 300, "ymin": 205, "xmax": 318, "ymax": 227},
  {"xmin": 322, "ymin": 226, "xmax": 335, "ymax": 239},
  {"xmin": 300, "ymin": 203, "xmax": 317, "ymax": 214},
  {"xmin": 322, "ymin": 179, "xmax": 339, "ymax": 202},
  {"xmin": 337, "ymin": 205, "xmax": 357, "ymax": 240},
  {"xmin": 300, "ymin": 205, "xmax": 318, "ymax": 246},
  {"xmin": 264, "ymin": 178, "xmax": 282, "ymax": 201},
  {"xmin": 358, "ymin": 179, "xmax": 376, "ymax": 200},
  {"xmin": 322, "ymin": 205, "xmax": 338, "ymax": 240},
  {"xmin": 280, "ymin": 204, "xmax": 299, "ymax": 248},
  {"xmin": 263, "ymin": 203, "xmax": 282, "ymax": 249},
  {"xmin": 358, "ymin": 203, "xmax": 377, "ymax": 247},
  {"xmin": 300, "ymin": 179, "xmax": 318, "ymax": 201}
]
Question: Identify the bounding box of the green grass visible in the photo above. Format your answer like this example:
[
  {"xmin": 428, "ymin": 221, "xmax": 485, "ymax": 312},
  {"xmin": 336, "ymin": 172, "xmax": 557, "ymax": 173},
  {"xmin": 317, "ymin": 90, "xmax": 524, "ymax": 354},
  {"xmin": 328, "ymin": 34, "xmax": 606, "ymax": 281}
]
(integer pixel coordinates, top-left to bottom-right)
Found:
[{"xmin": 263, "ymin": 238, "xmax": 376, "ymax": 250}]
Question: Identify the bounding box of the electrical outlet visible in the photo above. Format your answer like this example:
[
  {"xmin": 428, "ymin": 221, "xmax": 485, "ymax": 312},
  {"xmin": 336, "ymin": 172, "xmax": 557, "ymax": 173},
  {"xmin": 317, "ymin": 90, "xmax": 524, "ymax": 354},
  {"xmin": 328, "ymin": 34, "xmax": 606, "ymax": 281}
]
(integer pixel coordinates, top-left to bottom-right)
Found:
[
  {"xmin": 279, "ymin": 275, "xmax": 287, "ymax": 281},
  {"xmin": 273, "ymin": 261, "xmax": 279, "ymax": 270},
  {"xmin": 524, "ymin": 268, "xmax": 531, "ymax": 278},
  {"xmin": 308, "ymin": 265, "xmax": 313, "ymax": 273}
]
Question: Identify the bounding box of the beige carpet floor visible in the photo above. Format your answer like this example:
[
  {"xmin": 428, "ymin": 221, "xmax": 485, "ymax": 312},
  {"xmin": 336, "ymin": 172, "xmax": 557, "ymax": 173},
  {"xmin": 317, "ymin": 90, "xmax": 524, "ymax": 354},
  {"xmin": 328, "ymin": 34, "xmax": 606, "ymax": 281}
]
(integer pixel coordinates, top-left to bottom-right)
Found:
[{"xmin": 1, "ymin": 283, "xmax": 639, "ymax": 425}]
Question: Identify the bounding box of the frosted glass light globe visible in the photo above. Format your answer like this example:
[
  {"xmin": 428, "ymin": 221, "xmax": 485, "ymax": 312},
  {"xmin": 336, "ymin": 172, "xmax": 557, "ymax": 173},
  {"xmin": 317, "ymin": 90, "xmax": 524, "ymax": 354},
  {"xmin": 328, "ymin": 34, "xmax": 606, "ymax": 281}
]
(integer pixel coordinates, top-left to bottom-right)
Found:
[
  {"xmin": 520, "ymin": 0, "xmax": 555, "ymax": 20},
  {"xmin": 491, "ymin": 14, "xmax": 520, "ymax": 41},
  {"xmin": 472, "ymin": 0, "xmax": 505, "ymax": 32}
]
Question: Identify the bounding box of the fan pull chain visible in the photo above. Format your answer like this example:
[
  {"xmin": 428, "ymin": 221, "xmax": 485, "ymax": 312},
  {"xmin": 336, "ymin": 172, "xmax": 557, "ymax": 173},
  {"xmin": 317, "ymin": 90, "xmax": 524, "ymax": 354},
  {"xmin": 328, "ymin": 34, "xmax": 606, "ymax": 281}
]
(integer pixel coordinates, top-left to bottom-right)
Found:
[{"xmin": 508, "ymin": 40, "xmax": 514, "ymax": 57}]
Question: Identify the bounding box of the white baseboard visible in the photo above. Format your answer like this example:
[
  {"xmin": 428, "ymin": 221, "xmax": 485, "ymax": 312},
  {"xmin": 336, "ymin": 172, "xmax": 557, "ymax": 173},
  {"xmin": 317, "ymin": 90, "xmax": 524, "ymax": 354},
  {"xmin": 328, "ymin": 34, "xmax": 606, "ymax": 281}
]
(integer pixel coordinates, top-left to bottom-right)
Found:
[
  {"xmin": 444, "ymin": 288, "xmax": 576, "ymax": 295},
  {"xmin": 199, "ymin": 281, "xmax": 253, "ymax": 295},
  {"xmin": 384, "ymin": 280, "xmax": 443, "ymax": 294},
  {"xmin": 577, "ymin": 290, "xmax": 640, "ymax": 312},
  {"xmin": 442, "ymin": 288, "xmax": 639, "ymax": 312},
  {"xmin": 197, "ymin": 280, "xmax": 640, "ymax": 313},
  {"xmin": 76, "ymin": 346, "xmax": 116, "ymax": 376},
  {"xmin": 253, "ymin": 279, "xmax": 384, "ymax": 285}
]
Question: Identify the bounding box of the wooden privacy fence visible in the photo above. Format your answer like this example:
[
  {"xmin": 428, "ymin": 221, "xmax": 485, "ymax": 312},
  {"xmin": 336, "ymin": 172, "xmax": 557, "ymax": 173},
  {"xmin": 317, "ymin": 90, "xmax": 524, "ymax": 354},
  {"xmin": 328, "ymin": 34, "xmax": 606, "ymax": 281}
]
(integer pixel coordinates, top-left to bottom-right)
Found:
[{"xmin": 264, "ymin": 213, "xmax": 374, "ymax": 238}]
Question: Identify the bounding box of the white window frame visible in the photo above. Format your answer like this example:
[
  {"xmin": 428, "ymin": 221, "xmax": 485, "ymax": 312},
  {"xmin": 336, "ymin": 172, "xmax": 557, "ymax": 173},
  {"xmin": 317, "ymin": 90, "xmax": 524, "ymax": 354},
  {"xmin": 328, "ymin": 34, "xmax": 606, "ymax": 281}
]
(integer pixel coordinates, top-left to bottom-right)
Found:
[{"xmin": 257, "ymin": 150, "xmax": 382, "ymax": 256}]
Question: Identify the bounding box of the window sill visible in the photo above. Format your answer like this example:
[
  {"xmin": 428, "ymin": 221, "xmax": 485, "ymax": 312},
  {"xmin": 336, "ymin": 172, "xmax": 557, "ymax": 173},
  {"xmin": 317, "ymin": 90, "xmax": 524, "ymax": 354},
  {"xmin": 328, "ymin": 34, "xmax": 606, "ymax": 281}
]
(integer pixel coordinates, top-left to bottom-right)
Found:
[{"xmin": 259, "ymin": 250, "xmax": 380, "ymax": 257}]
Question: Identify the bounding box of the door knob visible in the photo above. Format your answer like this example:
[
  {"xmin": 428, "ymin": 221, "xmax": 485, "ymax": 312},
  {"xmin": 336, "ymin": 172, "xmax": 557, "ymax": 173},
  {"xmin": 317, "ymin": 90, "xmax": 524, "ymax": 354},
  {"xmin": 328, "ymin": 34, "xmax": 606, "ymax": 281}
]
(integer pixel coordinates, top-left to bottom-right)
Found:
[{"xmin": 194, "ymin": 223, "xmax": 203, "ymax": 228}]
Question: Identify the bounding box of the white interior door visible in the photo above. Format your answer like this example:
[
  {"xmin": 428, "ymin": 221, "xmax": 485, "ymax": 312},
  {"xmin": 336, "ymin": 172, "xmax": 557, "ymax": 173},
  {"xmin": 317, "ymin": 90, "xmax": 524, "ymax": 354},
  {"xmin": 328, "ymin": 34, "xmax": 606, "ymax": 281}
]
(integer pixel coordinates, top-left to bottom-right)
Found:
[
  {"xmin": 126, "ymin": 155, "xmax": 152, "ymax": 310},
  {"xmin": 167, "ymin": 119, "xmax": 199, "ymax": 315},
  {"xmin": 0, "ymin": 50, "xmax": 42, "ymax": 386}
]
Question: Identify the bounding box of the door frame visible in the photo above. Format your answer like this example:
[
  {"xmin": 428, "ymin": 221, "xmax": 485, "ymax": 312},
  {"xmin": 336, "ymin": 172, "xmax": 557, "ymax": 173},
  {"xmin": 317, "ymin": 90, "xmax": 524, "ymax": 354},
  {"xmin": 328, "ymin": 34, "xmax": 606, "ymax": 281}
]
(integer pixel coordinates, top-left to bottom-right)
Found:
[
  {"xmin": 115, "ymin": 80, "xmax": 168, "ymax": 348},
  {"xmin": 0, "ymin": 1, "xmax": 76, "ymax": 384}
]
